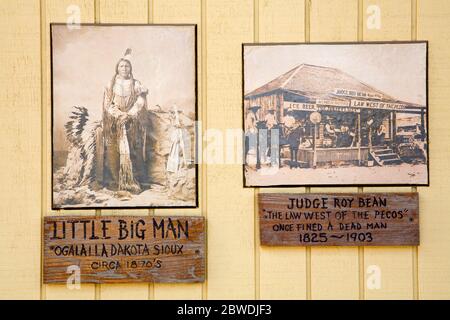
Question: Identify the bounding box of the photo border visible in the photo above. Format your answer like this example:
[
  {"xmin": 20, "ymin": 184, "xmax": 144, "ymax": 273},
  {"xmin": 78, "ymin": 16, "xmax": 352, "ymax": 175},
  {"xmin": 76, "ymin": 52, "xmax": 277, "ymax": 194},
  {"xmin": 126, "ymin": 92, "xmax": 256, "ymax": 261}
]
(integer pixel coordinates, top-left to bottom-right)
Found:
[
  {"xmin": 50, "ymin": 23, "xmax": 199, "ymax": 210},
  {"xmin": 241, "ymin": 41, "xmax": 429, "ymax": 188}
]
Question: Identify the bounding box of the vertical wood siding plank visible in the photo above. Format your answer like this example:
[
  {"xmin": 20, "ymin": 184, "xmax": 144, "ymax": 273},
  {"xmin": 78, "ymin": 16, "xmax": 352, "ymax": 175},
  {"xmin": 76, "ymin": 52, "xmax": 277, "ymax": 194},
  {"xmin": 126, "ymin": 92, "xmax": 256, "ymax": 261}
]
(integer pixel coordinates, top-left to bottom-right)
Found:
[
  {"xmin": 363, "ymin": 0, "xmax": 414, "ymax": 300},
  {"xmin": 363, "ymin": 188, "xmax": 414, "ymax": 299},
  {"xmin": 206, "ymin": 0, "xmax": 255, "ymax": 299},
  {"xmin": 97, "ymin": 0, "xmax": 150, "ymax": 300},
  {"xmin": 258, "ymin": 0, "xmax": 305, "ymax": 43},
  {"xmin": 309, "ymin": 0, "xmax": 360, "ymax": 300},
  {"xmin": 417, "ymin": 0, "xmax": 450, "ymax": 299},
  {"xmin": 363, "ymin": 0, "xmax": 412, "ymax": 41},
  {"xmin": 0, "ymin": 0, "xmax": 41, "ymax": 300},
  {"xmin": 310, "ymin": 0, "xmax": 358, "ymax": 42},
  {"xmin": 257, "ymin": 0, "xmax": 308, "ymax": 300},
  {"xmin": 98, "ymin": 0, "xmax": 148, "ymax": 24},
  {"xmin": 43, "ymin": 0, "xmax": 97, "ymax": 300},
  {"xmin": 152, "ymin": 0, "xmax": 203, "ymax": 300},
  {"xmin": 259, "ymin": 189, "xmax": 307, "ymax": 299}
]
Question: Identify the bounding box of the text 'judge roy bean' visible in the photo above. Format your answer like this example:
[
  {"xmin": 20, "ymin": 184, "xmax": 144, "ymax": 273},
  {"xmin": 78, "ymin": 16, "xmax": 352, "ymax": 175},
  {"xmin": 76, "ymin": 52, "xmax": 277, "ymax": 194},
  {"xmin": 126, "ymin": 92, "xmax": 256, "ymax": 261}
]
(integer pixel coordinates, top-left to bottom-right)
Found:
[{"xmin": 287, "ymin": 196, "xmax": 388, "ymax": 210}]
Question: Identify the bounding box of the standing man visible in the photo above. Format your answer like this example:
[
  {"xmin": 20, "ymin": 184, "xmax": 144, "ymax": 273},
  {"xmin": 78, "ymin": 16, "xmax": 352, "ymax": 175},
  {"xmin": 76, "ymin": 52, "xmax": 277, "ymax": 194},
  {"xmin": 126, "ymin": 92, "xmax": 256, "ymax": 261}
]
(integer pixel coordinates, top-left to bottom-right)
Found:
[
  {"xmin": 245, "ymin": 106, "xmax": 260, "ymax": 166},
  {"xmin": 264, "ymin": 109, "xmax": 278, "ymax": 165},
  {"xmin": 375, "ymin": 123, "xmax": 387, "ymax": 146},
  {"xmin": 287, "ymin": 119, "xmax": 305, "ymax": 169},
  {"xmin": 265, "ymin": 108, "xmax": 277, "ymax": 130},
  {"xmin": 102, "ymin": 48, "xmax": 148, "ymax": 194},
  {"xmin": 324, "ymin": 117, "xmax": 337, "ymax": 147}
]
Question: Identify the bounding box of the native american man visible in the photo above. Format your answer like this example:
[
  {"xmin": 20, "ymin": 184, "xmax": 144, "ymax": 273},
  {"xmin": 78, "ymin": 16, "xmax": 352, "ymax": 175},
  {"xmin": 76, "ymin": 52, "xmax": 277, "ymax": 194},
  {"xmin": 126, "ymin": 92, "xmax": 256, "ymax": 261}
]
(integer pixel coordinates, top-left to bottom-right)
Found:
[{"xmin": 102, "ymin": 49, "xmax": 150, "ymax": 193}]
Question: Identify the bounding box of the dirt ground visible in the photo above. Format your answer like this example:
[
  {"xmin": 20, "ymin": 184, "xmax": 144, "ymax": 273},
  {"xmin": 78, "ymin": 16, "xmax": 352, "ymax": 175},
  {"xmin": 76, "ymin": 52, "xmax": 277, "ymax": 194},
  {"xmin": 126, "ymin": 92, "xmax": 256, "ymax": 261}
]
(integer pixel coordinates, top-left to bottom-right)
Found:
[
  {"xmin": 53, "ymin": 166, "xmax": 197, "ymax": 208},
  {"xmin": 245, "ymin": 163, "xmax": 428, "ymax": 186},
  {"xmin": 53, "ymin": 183, "xmax": 195, "ymax": 208}
]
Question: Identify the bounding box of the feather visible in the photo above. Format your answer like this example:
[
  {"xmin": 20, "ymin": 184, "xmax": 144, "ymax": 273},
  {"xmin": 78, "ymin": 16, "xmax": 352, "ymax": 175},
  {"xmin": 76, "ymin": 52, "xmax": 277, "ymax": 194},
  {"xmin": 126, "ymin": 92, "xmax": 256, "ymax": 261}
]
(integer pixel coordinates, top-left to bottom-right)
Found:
[{"xmin": 63, "ymin": 106, "xmax": 101, "ymax": 187}]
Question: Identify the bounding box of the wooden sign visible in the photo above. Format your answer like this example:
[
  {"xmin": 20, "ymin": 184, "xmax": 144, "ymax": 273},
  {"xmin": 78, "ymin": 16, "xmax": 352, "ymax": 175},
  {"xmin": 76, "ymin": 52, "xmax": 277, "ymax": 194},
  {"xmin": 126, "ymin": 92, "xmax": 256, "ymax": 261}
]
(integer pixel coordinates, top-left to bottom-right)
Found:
[
  {"xmin": 259, "ymin": 193, "xmax": 419, "ymax": 246},
  {"xmin": 44, "ymin": 216, "xmax": 205, "ymax": 284}
]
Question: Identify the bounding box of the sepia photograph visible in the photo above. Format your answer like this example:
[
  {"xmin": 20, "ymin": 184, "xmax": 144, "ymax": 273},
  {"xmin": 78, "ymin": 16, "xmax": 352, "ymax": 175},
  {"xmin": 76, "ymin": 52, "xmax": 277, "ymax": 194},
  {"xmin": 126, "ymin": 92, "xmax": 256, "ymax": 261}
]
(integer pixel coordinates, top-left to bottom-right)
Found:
[
  {"xmin": 243, "ymin": 42, "xmax": 428, "ymax": 187},
  {"xmin": 51, "ymin": 24, "xmax": 197, "ymax": 209}
]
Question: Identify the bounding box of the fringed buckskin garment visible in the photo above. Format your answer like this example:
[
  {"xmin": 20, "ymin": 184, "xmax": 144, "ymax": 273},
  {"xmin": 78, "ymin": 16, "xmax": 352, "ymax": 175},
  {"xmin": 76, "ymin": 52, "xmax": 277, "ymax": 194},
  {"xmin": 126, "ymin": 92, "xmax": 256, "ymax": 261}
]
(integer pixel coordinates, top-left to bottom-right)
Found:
[{"xmin": 102, "ymin": 76, "xmax": 148, "ymax": 193}]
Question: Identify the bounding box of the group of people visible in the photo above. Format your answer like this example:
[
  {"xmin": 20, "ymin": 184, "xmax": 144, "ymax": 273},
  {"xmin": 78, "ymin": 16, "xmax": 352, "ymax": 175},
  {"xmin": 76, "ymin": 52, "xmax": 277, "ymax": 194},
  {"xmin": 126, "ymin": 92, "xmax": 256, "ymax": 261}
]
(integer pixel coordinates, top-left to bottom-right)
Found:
[
  {"xmin": 323, "ymin": 118, "xmax": 356, "ymax": 148},
  {"xmin": 245, "ymin": 108, "xmax": 390, "ymax": 169},
  {"xmin": 245, "ymin": 108, "xmax": 309, "ymax": 169},
  {"xmin": 324, "ymin": 117, "xmax": 389, "ymax": 148}
]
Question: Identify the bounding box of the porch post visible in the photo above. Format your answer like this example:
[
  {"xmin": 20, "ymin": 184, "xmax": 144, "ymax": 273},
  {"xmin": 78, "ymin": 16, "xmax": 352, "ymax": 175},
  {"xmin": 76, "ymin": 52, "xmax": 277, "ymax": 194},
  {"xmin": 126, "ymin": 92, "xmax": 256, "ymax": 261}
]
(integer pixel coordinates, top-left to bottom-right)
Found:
[
  {"xmin": 392, "ymin": 112, "xmax": 397, "ymax": 144},
  {"xmin": 390, "ymin": 111, "xmax": 394, "ymax": 141},
  {"xmin": 278, "ymin": 92, "xmax": 284, "ymax": 122},
  {"xmin": 357, "ymin": 112, "xmax": 361, "ymax": 165},
  {"xmin": 421, "ymin": 109, "xmax": 425, "ymax": 141},
  {"xmin": 313, "ymin": 123, "xmax": 317, "ymax": 168}
]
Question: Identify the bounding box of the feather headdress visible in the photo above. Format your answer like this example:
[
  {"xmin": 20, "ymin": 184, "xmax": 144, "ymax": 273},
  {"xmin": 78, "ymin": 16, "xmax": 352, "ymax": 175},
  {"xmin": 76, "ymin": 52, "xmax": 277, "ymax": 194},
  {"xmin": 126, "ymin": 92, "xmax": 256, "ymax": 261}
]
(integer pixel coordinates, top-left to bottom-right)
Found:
[{"xmin": 123, "ymin": 48, "xmax": 132, "ymax": 62}]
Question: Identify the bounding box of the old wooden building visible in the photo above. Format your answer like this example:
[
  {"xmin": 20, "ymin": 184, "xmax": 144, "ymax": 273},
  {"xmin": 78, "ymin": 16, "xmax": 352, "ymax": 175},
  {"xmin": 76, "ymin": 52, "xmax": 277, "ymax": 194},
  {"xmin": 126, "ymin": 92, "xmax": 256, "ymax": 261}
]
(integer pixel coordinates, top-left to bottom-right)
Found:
[{"xmin": 244, "ymin": 64, "xmax": 427, "ymax": 167}]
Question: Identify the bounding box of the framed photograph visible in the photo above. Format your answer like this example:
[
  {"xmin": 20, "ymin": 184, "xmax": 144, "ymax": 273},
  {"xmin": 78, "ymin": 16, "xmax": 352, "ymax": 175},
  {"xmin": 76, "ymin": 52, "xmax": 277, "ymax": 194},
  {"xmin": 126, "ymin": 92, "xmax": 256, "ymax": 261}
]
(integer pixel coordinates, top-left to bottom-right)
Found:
[
  {"xmin": 51, "ymin": 24, "xmax": 198, "ymax": 209},
  {"xmin": 243, "ymin": 42, "xmax": 428, "ymax": 187}
]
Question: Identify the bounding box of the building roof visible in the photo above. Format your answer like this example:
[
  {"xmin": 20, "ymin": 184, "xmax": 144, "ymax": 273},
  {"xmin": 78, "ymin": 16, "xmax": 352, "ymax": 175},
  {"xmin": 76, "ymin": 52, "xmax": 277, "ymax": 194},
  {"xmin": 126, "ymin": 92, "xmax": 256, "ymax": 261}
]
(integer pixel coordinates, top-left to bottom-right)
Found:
[{"xmin": 245, "ymin": 64, "xmax": 424, "ymax": 108}]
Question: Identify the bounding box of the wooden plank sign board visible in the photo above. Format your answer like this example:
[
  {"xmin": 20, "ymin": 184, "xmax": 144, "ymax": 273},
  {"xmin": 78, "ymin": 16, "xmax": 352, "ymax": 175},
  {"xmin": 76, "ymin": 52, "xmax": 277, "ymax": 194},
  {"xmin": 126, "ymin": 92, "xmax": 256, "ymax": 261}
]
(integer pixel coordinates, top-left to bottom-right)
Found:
[
  {"xmin": 259, "ymin": 193, "xmax": 419, "ymax": 246},
  {"xmin": 44, "ymin": 216, "xmax": 205, "ymax": 284}
]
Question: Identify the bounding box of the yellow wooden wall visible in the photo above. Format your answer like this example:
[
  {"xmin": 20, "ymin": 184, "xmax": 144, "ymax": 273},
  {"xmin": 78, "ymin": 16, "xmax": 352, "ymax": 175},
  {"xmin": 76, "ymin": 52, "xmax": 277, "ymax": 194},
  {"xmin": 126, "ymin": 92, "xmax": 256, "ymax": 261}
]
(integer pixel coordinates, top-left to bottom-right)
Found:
[{"xmin": 0, "ymin": 0, "xmax": 449, "ymax": 300}]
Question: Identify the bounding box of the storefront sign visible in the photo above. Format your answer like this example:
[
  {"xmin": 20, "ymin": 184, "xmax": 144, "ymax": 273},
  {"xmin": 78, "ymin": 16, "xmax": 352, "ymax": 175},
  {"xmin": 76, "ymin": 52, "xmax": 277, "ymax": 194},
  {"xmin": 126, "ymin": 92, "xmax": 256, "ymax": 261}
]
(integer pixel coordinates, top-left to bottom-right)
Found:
[
  {"xmin": 284, "ymin": 102, "xmax": 317, "ymax": 111},
  {"xmin": 284, "ymin": 102, "xmax": 359, "ymax": 113},
  {"xmin": 259, "ymin": 193, "xmax": 419, "ymax": 246},
  {"xmin": 284, "ymin": 100, "xmax": 419, "ymax": 113},
  {"xmin": 334, "ymin": 88, "xmax": 383, "ymax": 100},
  {"xmin": 44, "ymin": 215, "xmax": 205, "ymax": 283},
  {"xmin": 316, "ymin": 98, "xmax": 350, "ymax": 107},
  {"xmin": 350, "ymin": 99, "xmax": 408, "ymax": 111}
]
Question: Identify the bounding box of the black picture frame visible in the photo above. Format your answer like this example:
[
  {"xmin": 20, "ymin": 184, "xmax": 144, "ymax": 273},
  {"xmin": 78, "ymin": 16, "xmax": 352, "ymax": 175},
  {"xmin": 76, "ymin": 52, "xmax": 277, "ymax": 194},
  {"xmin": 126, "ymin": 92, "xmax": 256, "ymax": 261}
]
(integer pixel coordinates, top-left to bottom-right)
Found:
[
  {"xmin": 242, "ymin": 41, "xmax": 429, "ymax": 188},
  {"xmin": 50, "ymin": 23, "xmax": 199, "ymax": 209}
]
